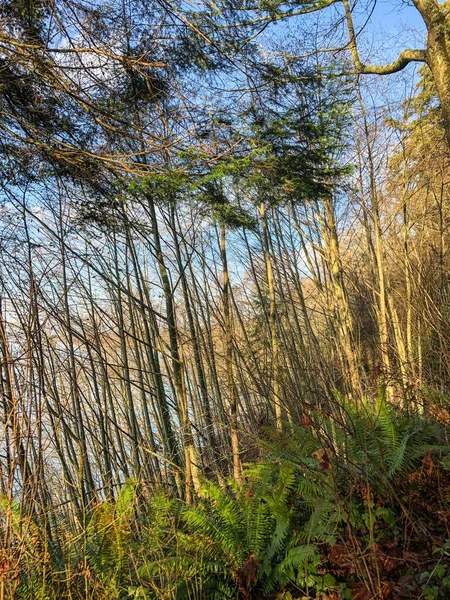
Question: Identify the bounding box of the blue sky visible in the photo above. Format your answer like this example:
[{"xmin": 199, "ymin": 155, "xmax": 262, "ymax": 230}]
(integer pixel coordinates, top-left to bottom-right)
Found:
[
  {"xmin": 348, "ymin": 1, "xmax": 427, "ymax": 106},
  {"xmin": 354, "ymin": 0, "xmax": 426, "ymax": 63},
  {"xmin": 371, "ymin": 0, "xmax": 425, "ymax": 30},
  {"xmin": 263, "ymin": 0, "xmax": 427, "ymax": 72}
]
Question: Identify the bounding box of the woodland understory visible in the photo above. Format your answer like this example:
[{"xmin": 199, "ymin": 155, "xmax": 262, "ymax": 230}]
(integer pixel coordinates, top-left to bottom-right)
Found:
[{"xmin": 2, "ymin": 0, "xmax": 450, "ymax": 598}]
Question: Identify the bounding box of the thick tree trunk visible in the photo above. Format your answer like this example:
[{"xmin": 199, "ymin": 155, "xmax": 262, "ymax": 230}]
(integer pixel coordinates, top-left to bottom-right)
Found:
[
  {"xmin": 344, "ymin": 0, "xmax": 450, "ymax": 147},
  {"xmin": 414, "ymin": 0, "xmax": 450, "ymax": 148}
]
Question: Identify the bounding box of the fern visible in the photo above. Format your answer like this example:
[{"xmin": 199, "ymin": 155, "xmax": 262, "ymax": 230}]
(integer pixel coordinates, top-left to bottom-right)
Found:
[{"xmin": 262, "ymin": 544, "xmax": 319, "ymax": 594}]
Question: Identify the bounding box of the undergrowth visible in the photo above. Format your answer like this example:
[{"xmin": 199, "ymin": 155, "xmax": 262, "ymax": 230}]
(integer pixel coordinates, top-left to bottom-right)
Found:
[{"xmin": 2, "ymin": 396, "xmax": 450, "ymax": 599}]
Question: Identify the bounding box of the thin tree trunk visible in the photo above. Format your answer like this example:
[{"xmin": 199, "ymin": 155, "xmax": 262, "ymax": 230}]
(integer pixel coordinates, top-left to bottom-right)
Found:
[
  {"xmin": 145, "ymin": 193, "xmax": 199, "ymax": 502},
  {"xmin": 321, "ymin": 196, "xmax": 362, "ymax": 398},
  {"xmin": 220, "ymin": 222, "xmax": 241, "ymax": 482},
  {"xmin": 259, "ymin": 200, "xmax": 283, "ymax": 429}
]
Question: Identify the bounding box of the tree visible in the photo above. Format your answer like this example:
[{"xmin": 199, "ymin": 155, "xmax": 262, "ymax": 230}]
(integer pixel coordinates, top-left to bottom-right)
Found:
[{"xmin": 192, "ymin": 0, "xmax": 450, "ymax": 148}]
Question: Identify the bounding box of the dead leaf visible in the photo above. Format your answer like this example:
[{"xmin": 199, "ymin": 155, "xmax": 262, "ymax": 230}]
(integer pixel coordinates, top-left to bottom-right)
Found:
[
  {"xmin": 329, "ymin": 543, "xmax": 349, "ymax": 565},
  {"xmin": 422, "ymin": 449, "xmax": 434, "ymax": 477},
  {"xmin": 313, "ymin": 448, "xmax": 333, "ymax": 472},
  {"xmin": 238, "ymin": 553, "xmax": 261, "ymax": 592},
  {"xmin": 347, "ymin": 581, "xmax": 371, "ymax": 600}
]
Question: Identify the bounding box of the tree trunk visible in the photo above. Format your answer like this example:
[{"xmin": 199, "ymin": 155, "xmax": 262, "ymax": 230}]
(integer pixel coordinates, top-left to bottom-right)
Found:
[
  {"xmin": 146, "ymin": 193, "xmax": 199, "ymax": 502},
  {"xmin": 220, "ymin": 222, "xmax": 241, "ymax": 482},
  {"xmin": 321, "ymin": 197, "xmax": 362, "ymax": 399},
  {"xmin": 259, "ymin": 200, "xmax": 283, "ymax": 429},
  {"xmin": 415, "ymin": 0, "xmax": 450, "ymax": 148}
]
